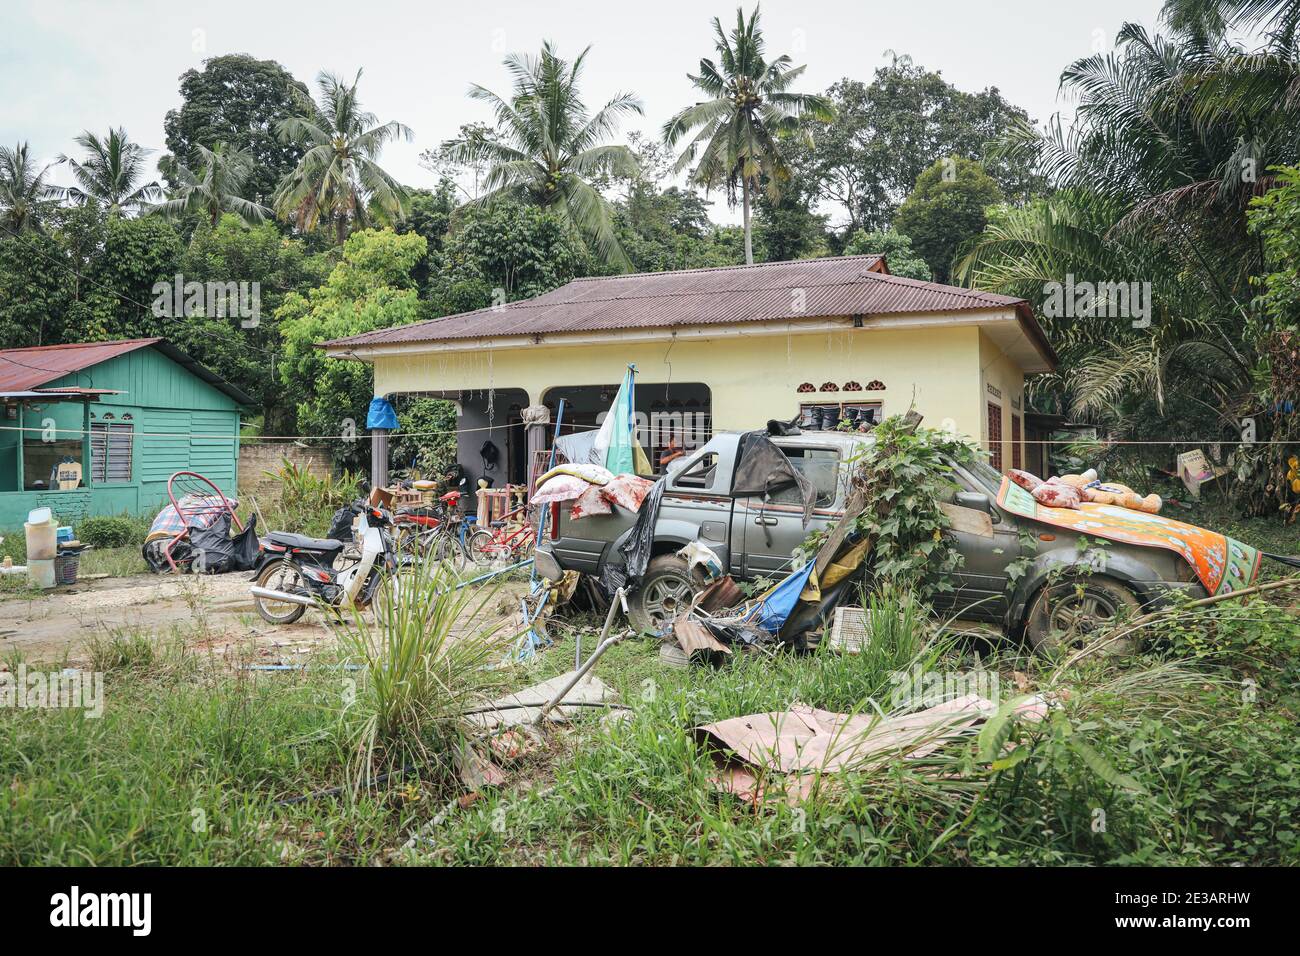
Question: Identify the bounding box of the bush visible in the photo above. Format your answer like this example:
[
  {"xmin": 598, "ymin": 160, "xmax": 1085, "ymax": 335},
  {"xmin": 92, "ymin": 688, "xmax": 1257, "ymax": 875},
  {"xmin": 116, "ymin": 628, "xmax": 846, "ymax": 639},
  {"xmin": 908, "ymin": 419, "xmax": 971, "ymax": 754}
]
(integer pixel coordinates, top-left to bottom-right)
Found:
[
  {"xmin": 76, "ymin": 516, "xmax": 139, "ymax": 549},
  {"xmin": 264, "ymin": 458, "xmax": 362, "ymax": 536}
]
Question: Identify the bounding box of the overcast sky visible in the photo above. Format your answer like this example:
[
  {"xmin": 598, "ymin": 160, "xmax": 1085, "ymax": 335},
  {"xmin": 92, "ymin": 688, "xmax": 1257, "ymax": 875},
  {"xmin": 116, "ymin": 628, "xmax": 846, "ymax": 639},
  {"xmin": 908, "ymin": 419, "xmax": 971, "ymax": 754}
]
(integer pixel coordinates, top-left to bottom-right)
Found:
[{"xmin": 1, "ymin": 0, "xmax": 1166, "ymax": 223}]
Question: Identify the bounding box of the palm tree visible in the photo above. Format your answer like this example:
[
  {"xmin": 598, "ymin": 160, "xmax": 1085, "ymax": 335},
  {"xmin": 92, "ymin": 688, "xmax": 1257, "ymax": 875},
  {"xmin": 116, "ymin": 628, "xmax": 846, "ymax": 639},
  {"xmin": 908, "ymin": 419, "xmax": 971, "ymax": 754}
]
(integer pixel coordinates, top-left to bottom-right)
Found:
[
  {"xmin": 956, "ymin": 16, "xmax": 1300, "ymax": 439},
  {"xmin": 273, "ymin": 69, "xmax": 412, "ymax": 245},
  {"xmin": 58, "ymin": 127, "xmax": 161, "ymax": 215},
  {"xmin": 663, "ymin": 5, "xmax": 834, "ymax": 264},
  {"xmin": 0, "ymin": 141, "xmax": 57, "ymax": 233},
  {"xmin": 149, "ymin": 142, "xmax": 269, "ymax": 228},
  {"xmin": 957, "ymin": 195, "xmax": 1247, "ymax": 431},
  {"xmin": 447, "ymin": 42, "xmax": 643, "ymax": 268},
  {"xmin": 1162, "ymin": 0, "xmax": 1300, "ymax": 39}
]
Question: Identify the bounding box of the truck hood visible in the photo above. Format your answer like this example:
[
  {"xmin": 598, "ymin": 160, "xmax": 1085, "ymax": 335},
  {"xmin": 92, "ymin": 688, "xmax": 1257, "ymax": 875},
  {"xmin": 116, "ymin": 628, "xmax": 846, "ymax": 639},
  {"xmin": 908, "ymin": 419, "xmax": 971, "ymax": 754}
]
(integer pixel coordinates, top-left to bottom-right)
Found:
[{"xmin": 997, "ymin": 478, "xmax": 1260, "ymax": 595}]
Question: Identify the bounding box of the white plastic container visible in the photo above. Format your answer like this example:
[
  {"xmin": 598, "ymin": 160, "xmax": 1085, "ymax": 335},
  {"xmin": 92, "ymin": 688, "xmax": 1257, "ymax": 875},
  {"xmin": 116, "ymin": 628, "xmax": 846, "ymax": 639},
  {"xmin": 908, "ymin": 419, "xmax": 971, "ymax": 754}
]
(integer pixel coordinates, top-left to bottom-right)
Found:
[
  {"xmin": 24, "ymin": 520, "xmax": 57, "ymax": 561},
  {"xmin": 27, "ymin": 558, "xmax": 56, "ymax": 589}
]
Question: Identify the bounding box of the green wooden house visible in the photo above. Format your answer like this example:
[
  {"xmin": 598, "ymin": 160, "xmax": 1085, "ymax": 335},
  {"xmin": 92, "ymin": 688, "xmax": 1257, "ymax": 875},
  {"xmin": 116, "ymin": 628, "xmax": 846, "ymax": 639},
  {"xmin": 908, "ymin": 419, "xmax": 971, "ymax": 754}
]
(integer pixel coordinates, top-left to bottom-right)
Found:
[{"xmin": 0, "ymin": 338, "xmax": 252, "ymax": 529}]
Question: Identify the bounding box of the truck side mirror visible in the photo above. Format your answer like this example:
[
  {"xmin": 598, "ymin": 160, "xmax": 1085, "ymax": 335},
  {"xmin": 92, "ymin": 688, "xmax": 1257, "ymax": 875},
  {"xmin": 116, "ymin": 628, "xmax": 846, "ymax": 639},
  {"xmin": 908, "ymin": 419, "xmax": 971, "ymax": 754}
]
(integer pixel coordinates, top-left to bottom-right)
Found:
[{"xmin": 954, "ymin": 491, "xmax": 993, "ymax": 514}]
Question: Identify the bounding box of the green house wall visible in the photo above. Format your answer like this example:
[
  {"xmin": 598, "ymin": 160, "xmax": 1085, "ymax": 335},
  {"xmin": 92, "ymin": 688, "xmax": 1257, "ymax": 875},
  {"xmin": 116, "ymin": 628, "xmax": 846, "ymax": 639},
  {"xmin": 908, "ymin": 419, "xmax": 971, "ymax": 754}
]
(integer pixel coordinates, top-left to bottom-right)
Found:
[{"xmin": 0, "ymin": 346, "xmax": 243, "ymax": 530}]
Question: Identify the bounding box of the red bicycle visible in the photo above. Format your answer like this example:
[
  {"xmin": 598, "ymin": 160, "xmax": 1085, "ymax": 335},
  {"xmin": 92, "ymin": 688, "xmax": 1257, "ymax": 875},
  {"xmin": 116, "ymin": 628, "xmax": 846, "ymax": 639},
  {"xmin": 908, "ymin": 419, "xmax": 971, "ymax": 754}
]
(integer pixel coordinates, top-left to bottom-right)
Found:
[{"xmin": 466, "ymin": 504, "xmax": 535, "ymax": 565}]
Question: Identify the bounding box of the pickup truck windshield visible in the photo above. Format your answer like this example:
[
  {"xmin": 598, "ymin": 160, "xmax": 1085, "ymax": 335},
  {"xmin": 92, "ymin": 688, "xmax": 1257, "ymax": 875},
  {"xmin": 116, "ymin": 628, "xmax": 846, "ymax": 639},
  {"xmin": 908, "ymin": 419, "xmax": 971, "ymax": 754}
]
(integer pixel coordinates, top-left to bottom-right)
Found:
[{"xmin": 965, "ymin": 459, "xmax": 1006, "ymax": 495}]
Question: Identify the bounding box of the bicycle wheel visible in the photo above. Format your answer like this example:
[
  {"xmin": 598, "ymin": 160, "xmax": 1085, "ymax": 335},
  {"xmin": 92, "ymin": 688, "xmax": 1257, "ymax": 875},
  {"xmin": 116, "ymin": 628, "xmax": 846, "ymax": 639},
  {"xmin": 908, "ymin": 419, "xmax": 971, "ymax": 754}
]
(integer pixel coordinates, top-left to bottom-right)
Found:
[{"xmin": 466, "ymin": 528, "xmax": 496, "ymax": 565}]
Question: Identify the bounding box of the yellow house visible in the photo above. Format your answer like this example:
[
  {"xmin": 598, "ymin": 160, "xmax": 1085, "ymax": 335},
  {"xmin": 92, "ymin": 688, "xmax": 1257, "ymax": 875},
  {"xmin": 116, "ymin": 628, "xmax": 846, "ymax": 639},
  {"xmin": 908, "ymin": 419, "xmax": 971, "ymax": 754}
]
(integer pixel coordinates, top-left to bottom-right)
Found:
[{"xmin": 323, "ymin": 255, "xmax": 1056, "ymax": 488}]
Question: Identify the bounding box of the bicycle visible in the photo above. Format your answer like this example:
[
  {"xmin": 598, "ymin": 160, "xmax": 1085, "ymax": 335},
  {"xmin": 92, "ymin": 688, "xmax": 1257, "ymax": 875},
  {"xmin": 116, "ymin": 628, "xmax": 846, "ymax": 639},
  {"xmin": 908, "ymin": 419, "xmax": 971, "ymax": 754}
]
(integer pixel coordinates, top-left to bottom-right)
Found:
[
  {"xmin": 466, "ymin": 504, "xmax": 536, "ymax": 565},
  {"xmin": 394, "ymin": 488, "xmax": 477, "ymax": 565}
]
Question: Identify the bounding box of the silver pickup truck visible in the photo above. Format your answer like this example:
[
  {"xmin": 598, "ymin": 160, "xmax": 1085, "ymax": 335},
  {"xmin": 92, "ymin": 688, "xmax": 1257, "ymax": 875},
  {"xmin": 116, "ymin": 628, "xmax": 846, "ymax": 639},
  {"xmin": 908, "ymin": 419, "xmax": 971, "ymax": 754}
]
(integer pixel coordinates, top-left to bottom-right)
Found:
[{"xmin": 537, "ymin": 430, "xmax": 1208, "ymax": 653}]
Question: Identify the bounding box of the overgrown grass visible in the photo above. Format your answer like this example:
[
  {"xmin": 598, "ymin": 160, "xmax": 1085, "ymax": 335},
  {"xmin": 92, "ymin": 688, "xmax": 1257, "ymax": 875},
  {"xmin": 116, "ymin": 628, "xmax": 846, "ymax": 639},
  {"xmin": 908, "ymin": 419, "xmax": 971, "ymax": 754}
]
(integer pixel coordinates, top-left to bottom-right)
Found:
[
  {"xmin": 336, "ymin": 558, "xmax": 512, "ymax": 781},
  {"xmin": 0, "ymin": 634, "xmax": 409, "ymax": 865},
  {"xmin": 2, "ymin": 582, "xmax": 1298, "ymax": 866}
]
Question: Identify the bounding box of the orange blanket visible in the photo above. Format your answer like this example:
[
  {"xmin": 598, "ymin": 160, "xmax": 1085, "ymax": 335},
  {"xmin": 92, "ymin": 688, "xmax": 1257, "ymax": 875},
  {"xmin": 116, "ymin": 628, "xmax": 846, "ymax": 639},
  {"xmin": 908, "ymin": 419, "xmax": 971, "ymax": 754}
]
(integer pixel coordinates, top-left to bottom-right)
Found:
[{"xmin": 998, "ymin": 478, "xmax": 1260, "ymax": 595}]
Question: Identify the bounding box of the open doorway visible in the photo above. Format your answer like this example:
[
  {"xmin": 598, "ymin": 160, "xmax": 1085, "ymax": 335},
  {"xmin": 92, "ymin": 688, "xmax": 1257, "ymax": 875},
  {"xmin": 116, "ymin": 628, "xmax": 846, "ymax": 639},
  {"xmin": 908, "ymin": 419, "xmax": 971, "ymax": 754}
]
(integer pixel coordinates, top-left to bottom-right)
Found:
[{"xmin": 541, "ymin": 382, "xmax": 712, "ymax": 475}]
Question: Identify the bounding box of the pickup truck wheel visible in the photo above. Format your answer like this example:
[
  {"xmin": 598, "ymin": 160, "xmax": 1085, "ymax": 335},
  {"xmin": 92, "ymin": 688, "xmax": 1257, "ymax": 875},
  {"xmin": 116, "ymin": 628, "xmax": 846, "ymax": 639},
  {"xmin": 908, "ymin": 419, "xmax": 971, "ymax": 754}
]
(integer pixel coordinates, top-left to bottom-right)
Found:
[
  {"xmin": 629, "ymin": 555, "xmax": 703, "ymax": 634},
  {"xmin": 1025, "ymin": 578, "xmax": 1141, "ymax": 657}
]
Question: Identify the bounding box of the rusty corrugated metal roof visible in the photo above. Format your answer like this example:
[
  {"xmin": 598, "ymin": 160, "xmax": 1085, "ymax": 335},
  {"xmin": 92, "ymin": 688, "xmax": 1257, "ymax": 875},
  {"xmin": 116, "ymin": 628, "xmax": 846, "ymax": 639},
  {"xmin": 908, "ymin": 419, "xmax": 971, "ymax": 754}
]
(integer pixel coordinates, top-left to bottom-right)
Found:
[
  {"xmin": 0, "ymin": 339, "xmax": 163, "ymax": 392},
  {"xmin": 0, "ymin": 338, "xmax": 256, "ymax": 406},
  {"xmin": 325, "ymin": 255, "xmax": 1051, "ymax": 366}
]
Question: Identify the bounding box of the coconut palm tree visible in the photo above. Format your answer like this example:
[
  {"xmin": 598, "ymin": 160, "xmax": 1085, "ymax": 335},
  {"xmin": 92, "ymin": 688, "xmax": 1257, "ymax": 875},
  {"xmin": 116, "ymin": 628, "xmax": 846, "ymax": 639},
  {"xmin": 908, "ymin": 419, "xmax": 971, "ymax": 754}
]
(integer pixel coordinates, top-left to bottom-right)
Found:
[
  {"xmin": 273, "ymin": 69, "xmax": 412, "ymax": 245},
  {"xmin": 446, "ymin": 42, "xmax": 643, "ymax": 269},
  {"xmin": 58, "ymin": 127, "xmax": 161, "ymax": 215},
  {"xmin": 0, "ymin": 141, "xmax": 57, "ymax": 233},
  {"xmin": 149, "ymin": 142, "xmax": 269, "ymax": 227},
  {"xmin": 663, "ymin": 5, "xmax": 834, "ymax": 264}
]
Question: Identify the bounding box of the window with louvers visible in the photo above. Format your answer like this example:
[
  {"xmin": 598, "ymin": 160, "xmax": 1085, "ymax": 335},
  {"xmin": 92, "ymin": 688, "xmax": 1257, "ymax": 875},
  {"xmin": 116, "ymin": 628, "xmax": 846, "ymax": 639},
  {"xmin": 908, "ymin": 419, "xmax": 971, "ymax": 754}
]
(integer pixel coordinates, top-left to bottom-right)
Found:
[{"xmin": 91, "ymin": 422, "xmax": 133, "ymax": 483}]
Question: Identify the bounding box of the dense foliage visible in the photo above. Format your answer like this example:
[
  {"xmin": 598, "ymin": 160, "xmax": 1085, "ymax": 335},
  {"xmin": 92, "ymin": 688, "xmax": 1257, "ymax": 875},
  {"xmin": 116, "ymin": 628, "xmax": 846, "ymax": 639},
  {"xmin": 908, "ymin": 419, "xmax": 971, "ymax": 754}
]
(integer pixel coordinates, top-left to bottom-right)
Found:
[
  {"xmin": 955, "ymin": 1, "xmax": 1300, "ymax": 502},
  {"xmin": 162, "ymin": 54, "xmax": 311, "ymax": 206},
  {"xmin": 0, "ymin": 0, "xmax": 1296, "ymax": 517},
  {"xmin": 276, "ymin": 229, "xmax": 426, "ymax": 466}
]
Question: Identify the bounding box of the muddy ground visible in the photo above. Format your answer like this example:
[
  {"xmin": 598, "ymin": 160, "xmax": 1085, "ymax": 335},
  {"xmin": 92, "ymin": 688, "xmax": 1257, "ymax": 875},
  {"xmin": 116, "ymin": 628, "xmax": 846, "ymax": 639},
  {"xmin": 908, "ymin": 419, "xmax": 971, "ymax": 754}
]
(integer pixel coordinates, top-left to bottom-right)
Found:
[{"xmin": 0, "ymin": 571, "xmax": 533, "ymax": 665}]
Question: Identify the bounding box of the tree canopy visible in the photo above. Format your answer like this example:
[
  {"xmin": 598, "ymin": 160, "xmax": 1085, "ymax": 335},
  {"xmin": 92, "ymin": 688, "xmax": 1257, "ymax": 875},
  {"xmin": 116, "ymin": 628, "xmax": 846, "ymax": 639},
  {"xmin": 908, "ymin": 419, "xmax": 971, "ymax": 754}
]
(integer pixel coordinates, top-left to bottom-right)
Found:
[{"xmin": 162, "ymin": 54, "xmax": 311, "ymax": 206}]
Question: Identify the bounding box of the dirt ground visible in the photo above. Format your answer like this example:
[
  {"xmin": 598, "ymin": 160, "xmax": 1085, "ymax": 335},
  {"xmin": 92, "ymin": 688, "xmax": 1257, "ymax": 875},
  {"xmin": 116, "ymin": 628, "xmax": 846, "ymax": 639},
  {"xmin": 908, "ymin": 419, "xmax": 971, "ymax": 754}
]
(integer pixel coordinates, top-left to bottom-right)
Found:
[{"xmin": 0, "ymin": 571, "xmax": 534, "ymax": 665}]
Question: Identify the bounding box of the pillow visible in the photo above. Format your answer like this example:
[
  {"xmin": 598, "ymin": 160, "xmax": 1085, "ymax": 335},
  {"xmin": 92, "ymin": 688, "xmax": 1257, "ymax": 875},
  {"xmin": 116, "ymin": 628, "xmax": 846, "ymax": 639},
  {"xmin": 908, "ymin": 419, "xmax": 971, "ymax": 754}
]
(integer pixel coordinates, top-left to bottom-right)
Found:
[
  {"xmin": 1031, "ymin": 481, "xmax": 1082, "ymax": 509},
  {"xmin": 1007, "ymin": 469, "xmax": 1042, "ymax": 492}
]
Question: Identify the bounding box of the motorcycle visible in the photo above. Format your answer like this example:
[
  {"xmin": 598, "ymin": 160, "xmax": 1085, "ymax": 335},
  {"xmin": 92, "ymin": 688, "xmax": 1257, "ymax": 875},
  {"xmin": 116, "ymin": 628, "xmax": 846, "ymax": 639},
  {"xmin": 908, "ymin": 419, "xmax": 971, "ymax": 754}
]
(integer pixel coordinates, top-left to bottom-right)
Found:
[{"xmin": 249, "ymin": 490, "xmax": 414, "ymax": 625}]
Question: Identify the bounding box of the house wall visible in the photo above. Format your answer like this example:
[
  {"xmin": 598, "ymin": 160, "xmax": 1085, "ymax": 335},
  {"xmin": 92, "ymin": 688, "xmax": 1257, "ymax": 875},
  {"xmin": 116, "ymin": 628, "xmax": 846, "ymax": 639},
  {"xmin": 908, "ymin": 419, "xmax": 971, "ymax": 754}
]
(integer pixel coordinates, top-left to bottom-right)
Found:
[
  {"xmin": 0, "ymin": 347, "xmax": 242, "ymax": 529},
  {"xmin": 372, "ymin": 324, "xmax": 989, "ymax": 443}
]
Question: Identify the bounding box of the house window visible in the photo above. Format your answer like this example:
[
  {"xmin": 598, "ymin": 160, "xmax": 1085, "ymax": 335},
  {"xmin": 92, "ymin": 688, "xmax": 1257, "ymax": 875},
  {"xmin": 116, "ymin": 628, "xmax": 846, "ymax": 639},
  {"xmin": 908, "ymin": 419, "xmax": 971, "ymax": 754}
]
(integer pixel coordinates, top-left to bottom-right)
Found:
[
  {"xmin": 1011, "ymin": 414, "xmax": 1022, "ymax": 471},
  {"xmin": 91, "ymin": 421, "xmax": 134, "ymax": 483},
  {"xmin": 987, "ymin": 401, "xmax": 1003, "ymax": 472}
]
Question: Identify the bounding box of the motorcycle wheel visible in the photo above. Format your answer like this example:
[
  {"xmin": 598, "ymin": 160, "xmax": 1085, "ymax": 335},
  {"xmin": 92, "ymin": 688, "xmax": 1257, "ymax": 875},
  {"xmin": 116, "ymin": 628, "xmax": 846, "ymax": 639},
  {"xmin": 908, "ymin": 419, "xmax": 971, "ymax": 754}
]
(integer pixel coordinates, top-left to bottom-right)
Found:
[
  {"xmin": 368, "ymin": 568, "xmax": 414, "ymax": 621},
  {"xmin": 253, "ymin": 563, "xmax": 309, "ymax": 625}
]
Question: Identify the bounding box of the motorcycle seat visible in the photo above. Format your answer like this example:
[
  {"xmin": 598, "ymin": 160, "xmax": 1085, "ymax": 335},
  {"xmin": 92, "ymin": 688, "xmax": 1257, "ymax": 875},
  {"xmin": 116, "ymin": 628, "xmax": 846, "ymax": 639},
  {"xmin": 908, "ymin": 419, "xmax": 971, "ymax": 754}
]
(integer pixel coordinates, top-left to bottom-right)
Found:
[
  {"xmin": 266, "ymin": 531, "xmax": 345, "ymax": 552},
  {"xmin": 397, "ymin": 506, "xmax": 439, "ymax": 518}
]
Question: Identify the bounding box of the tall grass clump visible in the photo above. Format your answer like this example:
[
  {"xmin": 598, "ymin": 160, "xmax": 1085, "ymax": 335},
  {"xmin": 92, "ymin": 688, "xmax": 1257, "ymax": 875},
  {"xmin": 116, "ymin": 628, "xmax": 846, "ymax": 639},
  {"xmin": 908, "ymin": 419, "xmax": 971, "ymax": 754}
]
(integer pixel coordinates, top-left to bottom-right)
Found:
[
  {"xmin": 337, "ymin": 557, "xmax": 513, "ymax": 782},
  {"xmin": 264, "ymin": 459, "xmax": 362, "ymax": 536}
]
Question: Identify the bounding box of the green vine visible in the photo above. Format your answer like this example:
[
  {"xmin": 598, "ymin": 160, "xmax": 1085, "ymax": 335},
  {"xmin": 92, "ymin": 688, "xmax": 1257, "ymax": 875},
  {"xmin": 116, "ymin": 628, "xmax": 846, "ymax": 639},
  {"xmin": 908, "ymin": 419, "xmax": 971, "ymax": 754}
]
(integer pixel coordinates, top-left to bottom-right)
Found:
[{"xmin": 795, "ymin": 415, "xmax": 979, "ymax": 600}]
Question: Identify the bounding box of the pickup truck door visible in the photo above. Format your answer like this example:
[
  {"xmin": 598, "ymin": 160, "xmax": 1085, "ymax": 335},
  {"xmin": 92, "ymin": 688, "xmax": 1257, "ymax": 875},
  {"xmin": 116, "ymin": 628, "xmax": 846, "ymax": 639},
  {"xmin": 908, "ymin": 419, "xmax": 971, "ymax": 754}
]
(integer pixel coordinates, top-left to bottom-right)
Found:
[
  {"xmin": 659, "ymin": 446, "xmax": 741, "ymax": 575},
  {"xmin": 932, "ymin": 464, "xmax": 1020, "ymax": 622},
  {"xmin": 740, "ymin": 445, "xmax": 843, "ymax": 579}
]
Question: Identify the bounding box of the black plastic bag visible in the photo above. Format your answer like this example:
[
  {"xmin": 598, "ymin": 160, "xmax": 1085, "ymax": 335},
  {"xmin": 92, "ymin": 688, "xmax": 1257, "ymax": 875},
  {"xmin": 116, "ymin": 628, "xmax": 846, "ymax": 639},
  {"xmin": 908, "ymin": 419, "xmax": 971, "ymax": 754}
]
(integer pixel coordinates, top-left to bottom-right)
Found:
[
  {"xmin": 190, "ymin": 512, "xmax": 259, "ymax": 574},
  {"xmin": 143, "ymin": 537, "xmax": 190, "ymax": 573},
  {"xmin": 326, "ymin": 505, "xmax": 356, "ymax": 544},
  {"xmin": 732, "ymin": 430, "xmax": 816, "ymax": 526},
  {"xmin": 229, "ymin": 513, "xmax": 259, "ymax": 572},
  {"xmin": 600, "ymin": 476, "xmax": 666, "ymax": 595}
]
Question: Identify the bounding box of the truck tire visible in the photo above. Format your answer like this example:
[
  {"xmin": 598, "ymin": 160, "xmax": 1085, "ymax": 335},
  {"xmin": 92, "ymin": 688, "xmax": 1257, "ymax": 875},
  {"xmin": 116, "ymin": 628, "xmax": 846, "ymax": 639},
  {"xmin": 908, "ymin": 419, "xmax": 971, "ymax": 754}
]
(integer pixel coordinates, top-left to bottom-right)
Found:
[
  {"xmin": 1024, "ymin": 577, "xmax": 1141, "ymax": 657},
  {"xmin": 628, "ymin": 555, "xmax": 704, "ymax": 634}
]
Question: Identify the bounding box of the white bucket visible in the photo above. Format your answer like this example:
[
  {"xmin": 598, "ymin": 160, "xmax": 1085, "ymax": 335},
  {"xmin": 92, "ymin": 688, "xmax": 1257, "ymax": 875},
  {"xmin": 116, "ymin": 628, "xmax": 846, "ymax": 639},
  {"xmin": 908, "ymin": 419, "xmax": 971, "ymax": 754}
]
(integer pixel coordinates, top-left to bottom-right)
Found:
[
  {"xmin": 28, "ymin": 558, "xmax": 56, "ymax": 589},
  {"xmin": 25, "ymin": 520, "xmax": 58, "ymax": 561}
]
